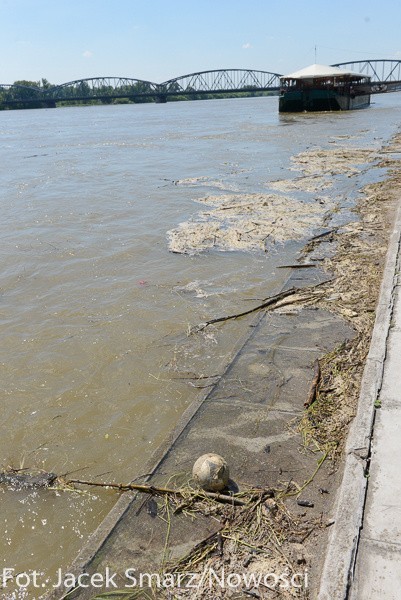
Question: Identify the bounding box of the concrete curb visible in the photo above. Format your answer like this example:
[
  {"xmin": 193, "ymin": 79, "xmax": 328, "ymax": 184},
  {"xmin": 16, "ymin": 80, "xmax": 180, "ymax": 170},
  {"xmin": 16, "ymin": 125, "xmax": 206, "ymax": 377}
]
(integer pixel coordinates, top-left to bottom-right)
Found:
[{"xmin": 318, "ymin": 198, "xmax": 401, "ymax": 600}]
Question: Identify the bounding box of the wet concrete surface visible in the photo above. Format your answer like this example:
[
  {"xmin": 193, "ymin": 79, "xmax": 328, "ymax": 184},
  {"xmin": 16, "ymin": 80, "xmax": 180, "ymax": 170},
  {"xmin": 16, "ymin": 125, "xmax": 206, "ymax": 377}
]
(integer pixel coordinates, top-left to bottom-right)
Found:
[{"xmin": 49, "ymin": 257, "xmax": 355, "ymax": 599}]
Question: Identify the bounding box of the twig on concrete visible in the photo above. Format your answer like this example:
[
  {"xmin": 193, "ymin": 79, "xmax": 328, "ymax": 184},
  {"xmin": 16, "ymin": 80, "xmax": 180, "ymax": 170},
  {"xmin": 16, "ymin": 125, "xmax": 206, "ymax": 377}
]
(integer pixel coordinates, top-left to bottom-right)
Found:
[
  {"xmin": 191, "ymin": 282, "xmax": 331, "ymax": 333},
  {"xmin": 65, "ymin": 478, "xmax": 248, "ymax": 506},
  {"xmin": 304, "ymin": 358, "xmax": 321, "ymax": 408},
  {"xmin": 277, "ymin": 263, "xmax": 317, "ymax": 269},
  {"xmin": 308, "ymin": 227, "xmax": 339, "ymax": 241}
]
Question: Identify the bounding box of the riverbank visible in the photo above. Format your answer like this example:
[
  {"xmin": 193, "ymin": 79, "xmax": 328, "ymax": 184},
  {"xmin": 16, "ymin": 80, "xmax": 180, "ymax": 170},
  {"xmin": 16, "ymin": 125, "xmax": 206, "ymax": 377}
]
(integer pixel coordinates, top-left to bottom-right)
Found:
[
  {"xmin": 319, "ymin": 133, "xmax": 401, "ymax": 599},
  {"xmin": 36, "ymin": 130, "xmax": 401, "ymax": 600}
]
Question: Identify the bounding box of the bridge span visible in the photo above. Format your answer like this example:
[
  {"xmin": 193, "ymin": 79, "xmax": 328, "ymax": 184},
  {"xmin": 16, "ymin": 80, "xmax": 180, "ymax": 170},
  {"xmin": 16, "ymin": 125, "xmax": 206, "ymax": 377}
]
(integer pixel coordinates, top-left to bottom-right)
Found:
[
  {"xmin": 0, "ymin": 69, "xmax": 282, "ymax": 107},
  {"xmin": 1, "ymin": 60, "xmax": 401, "ymax": 108},
  {"xmin": 333, "ymin": 59, "xmax": 401, "ymax": 91}
]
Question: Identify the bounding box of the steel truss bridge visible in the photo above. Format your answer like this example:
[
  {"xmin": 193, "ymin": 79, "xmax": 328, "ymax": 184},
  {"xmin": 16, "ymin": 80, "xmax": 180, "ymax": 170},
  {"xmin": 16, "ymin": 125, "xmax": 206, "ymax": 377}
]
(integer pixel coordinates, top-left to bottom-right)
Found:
[
  {"xmin": 0, "ymin": 70, "xmax": 281, "ymax": 108},
  {"xmin": 332, "ymin": 60, "xmax": 401, "ymax": 92},
  {"xmin": 1, "ymin": 60, "xmax": 401, "ymax": 108}
]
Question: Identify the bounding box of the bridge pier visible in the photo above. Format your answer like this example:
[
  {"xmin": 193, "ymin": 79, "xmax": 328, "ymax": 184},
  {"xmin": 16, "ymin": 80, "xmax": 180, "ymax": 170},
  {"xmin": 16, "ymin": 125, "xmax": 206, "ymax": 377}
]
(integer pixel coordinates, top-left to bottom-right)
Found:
[{"xmin": 155, "ymin": 94, "xmax": 168, "ymax": 103}]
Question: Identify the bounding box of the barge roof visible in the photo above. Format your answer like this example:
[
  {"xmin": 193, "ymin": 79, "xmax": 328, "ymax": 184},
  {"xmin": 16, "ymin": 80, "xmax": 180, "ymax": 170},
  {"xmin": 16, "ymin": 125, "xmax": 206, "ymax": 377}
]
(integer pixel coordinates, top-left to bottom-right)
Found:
[{"xmin": 280, "ymin": 63, "xmax": 370, "ymax": 80}]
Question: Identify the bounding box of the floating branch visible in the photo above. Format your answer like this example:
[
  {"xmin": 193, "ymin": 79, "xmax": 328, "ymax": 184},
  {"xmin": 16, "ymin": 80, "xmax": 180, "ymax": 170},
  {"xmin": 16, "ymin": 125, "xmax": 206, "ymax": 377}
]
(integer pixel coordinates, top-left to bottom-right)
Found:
[{"xmin": 192, "ymin": 280, "xmax": 331, "ymax": 333}]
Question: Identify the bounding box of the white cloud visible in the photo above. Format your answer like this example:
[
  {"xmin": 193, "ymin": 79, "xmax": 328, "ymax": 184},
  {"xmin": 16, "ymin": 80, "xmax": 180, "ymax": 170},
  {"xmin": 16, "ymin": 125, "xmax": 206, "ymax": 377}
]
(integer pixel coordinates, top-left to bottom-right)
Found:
[
  {"xmin": 82, "ymin": 50, "xmax": 93, "ymax": 58},
  {"xmin": 242, "ymin": 43, "xmax": 252, "ymax": 49}
]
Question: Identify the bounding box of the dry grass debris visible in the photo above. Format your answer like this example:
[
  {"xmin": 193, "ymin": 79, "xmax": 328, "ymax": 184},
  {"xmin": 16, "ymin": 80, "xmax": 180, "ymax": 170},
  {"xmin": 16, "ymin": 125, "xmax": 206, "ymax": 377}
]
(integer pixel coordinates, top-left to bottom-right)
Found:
[{"xmin": 299, "ymin": 139, "xmax": 400, "ymax": 458}]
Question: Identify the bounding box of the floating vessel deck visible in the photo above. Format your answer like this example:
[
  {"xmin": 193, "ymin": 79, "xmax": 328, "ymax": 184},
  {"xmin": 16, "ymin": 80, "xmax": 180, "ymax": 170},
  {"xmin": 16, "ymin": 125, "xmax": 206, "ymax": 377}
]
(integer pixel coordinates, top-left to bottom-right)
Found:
[{"xmin": 279, "ymin": 63, "xmax": 371, "ymax": 112}]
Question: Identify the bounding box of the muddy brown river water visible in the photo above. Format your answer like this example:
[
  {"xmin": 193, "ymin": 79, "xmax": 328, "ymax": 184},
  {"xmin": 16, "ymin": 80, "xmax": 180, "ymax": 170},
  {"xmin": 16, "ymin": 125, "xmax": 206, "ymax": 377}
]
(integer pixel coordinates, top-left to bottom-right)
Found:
[{"xmin": 1, "ymin": 94, "xmax": 401, "ymax": 594}]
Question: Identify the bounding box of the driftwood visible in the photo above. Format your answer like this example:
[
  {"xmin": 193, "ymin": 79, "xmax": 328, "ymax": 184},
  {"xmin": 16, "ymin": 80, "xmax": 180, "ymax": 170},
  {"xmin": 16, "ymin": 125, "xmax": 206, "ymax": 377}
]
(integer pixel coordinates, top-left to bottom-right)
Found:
[
  {"xmin": 308, "ymin": 227, "xmax": 339, "ymax": 242},
  {"xmin": 66, "ymin": 478, "xmax": 247, "ymax": 506},
  {"xmin": 0, "ymin": 470, "xmax": 253, "ymax": 506},
  {"xmin": 192, "ymin": 286, "xmax": 304, "ymax": 333},
  {"xmin": 277, "ymin": 263, "xmax": 317, "ymax": 269},
  {"xmin": 304, "ymin": 358, "xmax": 321, "ymax": 408},
  {"xmin": 193, "ymin": 280, "xmax": 331, "ymax": 333}
]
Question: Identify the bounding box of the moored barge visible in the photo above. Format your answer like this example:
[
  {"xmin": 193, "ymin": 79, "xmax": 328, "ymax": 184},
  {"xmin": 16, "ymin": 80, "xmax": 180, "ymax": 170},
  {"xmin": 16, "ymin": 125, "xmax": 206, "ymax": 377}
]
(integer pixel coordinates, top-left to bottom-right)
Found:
[{"xmin": 279, "ymin": 64, "xmax": 371, "ymax": 112}]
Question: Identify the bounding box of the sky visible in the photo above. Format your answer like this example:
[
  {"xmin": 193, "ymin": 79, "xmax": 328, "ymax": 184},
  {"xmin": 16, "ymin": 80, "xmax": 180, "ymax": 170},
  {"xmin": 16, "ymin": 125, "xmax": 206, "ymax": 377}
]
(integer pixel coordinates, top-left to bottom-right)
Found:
[{"xmin": 1, "ymin": 0, "xmax": 401, "ymax": 85}]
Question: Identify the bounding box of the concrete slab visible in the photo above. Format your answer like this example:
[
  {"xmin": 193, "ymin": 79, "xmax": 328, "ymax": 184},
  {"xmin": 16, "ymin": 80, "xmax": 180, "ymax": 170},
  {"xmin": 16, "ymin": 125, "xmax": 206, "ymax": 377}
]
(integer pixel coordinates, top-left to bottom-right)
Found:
[
  {"xmin": 206, "ymin": 342, "xmax": 321, "ymax": 413},
  {"xmin": 153, "ymin": 404, "xmax": 312, "ymax": 490},
  {"xmin": 350, "ymin": 538, "xmax": 401, "ymax": 600},
  {"xmin": 317, "ymin": 453, "xmax": 368, "ymax": 600},
  {"xmin": 361, "ymin": 408, "xmax": 401, "ymax": 544},
  {"xmin": 208, "ymin": 308, "xmax": 353, "ymax": 414},
  {"xmin": 379, "ymin": 327, "xmax": 401, "ymax": 402},
  {"xmin": 281, "ymin": 265, "xmax": 332, "ymax": 291},
  {"xmin": 344, "ymin": 357, "xmax": 382, "ymax": 452}
]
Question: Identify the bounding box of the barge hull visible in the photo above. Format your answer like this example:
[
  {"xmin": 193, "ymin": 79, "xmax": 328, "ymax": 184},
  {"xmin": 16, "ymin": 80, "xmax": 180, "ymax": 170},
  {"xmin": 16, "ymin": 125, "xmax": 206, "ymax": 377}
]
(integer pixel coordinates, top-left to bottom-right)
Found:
[{"xmin": 279, "ymin": 90, "xmax": 371, "ymax": 112}]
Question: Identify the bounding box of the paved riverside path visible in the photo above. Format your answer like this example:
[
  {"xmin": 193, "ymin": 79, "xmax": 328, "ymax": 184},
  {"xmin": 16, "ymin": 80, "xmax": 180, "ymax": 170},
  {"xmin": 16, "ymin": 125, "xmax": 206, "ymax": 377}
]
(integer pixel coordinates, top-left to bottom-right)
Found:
[
  {"xmin": 349, "ymin": 256, "xmax": 401, "ymax": 599},
  {"xmin": 319, "ymin": 200, "xmax": 401, "ymax": 600}
]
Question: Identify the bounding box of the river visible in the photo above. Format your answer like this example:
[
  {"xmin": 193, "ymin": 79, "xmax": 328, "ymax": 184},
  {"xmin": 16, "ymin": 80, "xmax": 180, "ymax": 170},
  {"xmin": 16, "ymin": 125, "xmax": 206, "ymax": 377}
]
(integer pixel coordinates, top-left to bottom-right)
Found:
[{"xmin": 1, "ymin": 93, "xmax": 401, "ymax": 593}]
